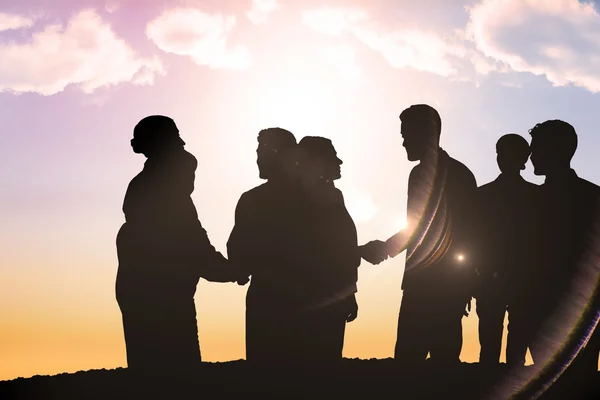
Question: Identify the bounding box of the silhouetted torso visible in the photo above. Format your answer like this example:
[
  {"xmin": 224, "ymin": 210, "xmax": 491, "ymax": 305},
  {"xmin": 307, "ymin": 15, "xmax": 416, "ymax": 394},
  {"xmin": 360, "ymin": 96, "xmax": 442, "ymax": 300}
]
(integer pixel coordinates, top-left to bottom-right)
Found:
[
  {"xmin": 395, "ymin": 148, "xmax": 477, "ymax": 365},
  {"xmin": 402, "ymin": 149, "xmax": 477, "ymax": 296},
  {"xmin": 117, "ymin": 148, "xmax": 202, "ymax": 304},
  {"xmin": 228, "ymin": 179, "xmax": 306, "ymax": 311},
  {"xmin": 473, "ymin": 174, "xmax": 540, "ymax": 303},
  {"xmin": 298, "ymin": 182, "xmax": 360, "ymax": 309},
  {"xmin": 227, "ymin": 178, "xmax": 309, "ymax": 363},
  {"xmin": 287, "ymin": 181, "xmax": 360, "ymax": 362},
  {"xmin": 533, "ymin": 170, "xmax": 600, "ymax": 367},
  {"xmin": 472, "ymin": 173, "xmax": 540, "ymax": 365}
]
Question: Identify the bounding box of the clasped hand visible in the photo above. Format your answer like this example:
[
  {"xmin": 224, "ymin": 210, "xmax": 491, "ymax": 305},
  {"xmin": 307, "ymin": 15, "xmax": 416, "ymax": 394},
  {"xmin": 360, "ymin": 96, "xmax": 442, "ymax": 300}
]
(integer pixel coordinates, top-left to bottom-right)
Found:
[{"xmin": 360, "ymin": 240, "xmax": 389, "ymax": 265}]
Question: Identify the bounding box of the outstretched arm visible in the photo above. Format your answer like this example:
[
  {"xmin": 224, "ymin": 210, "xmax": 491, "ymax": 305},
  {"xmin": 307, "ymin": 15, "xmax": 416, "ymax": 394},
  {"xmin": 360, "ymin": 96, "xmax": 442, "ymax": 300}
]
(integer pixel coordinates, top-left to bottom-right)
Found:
[
  {"xmin": 194, "ymin": 225, "xmax": 244, "ymax": 283},
  {"xmin": 361, "ymin": 168, "xmax": 418, "ymax": 265},
  {"xmin": 384, "ymin": 229, "xmax": 410, "ymax": 258},
  {"xmin": 359, "ymin": 228, "xmax": 409, "ymax": 265},
  {"xmin": 226, "ymin": 193, "xmax": 254, "ymax": 284}
]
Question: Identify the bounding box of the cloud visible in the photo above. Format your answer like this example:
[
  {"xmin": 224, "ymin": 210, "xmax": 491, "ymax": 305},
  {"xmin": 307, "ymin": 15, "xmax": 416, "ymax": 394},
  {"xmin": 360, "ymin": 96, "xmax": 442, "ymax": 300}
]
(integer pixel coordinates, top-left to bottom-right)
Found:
[
  {"xmin": 0, "ymin": 10, "xmax": 164, "ymax": 96},
  {"xmin": 302, "ymin": 8, "xmax": 464, "ymax": 78},
  {"xmin": 302, "ymin": 8, "xmax": 368, "ymax": 36},
  {"xmin": 146, "ymin": 8, "xmax": 252, "ymax": 70},
  {"xmin": 247, "ymin": 0, "xmax": 279, "ymax": 25},
  {"xmin": 465, "ymin": 0, "xmax": 600, "ymax": 92},
  {"xmin": 0, "ymin": 13, "xmax": 36, "ymax": 32},
  {"xmin": 302, "ymin": 2, "xmax": 600, "ymax": 93},
  {"xmin": 105, "ymin": 2, "xmax": 120, "ymax": 14}
]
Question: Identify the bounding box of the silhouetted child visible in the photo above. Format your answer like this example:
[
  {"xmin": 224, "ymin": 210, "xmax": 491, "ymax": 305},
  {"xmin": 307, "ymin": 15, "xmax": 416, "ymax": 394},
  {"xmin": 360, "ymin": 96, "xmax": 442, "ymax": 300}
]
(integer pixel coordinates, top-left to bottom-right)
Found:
[{"xmin": 116, "ymin": 115, "xmax": 241, "ymax": 373}]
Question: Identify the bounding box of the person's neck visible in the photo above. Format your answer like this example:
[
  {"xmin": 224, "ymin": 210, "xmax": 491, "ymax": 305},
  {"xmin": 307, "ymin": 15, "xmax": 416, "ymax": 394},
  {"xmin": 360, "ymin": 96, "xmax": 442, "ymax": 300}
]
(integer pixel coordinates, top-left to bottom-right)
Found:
[
  {"xmin": 499, "ymin": 171, "xmax": 522, "ymax": 179},
  {"xmin": 420, "ymin": 147, "xmax": 442, "ymax": 166},
  {"xmin": 267, "ymin": 173, "xmax": 293, "ymax": 186},
  {"xmin": 545, "ymin": 167, "xmax": 574, "ymax": 185},
  {"xmin": 146, "ymin": 144, "xmax": 182, "ymax": 161}
]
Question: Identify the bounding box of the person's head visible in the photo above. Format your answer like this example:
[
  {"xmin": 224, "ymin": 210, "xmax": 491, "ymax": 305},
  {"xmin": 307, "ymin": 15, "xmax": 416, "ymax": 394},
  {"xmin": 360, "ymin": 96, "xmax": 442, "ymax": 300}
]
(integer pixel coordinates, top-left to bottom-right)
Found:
[
  {"xmin": 131, "ymin": 115, "xmax": 185, "ymax": 157},
  {"xmin": 528, "ymin": 120, "xmax": 578, "ymax": 176},
  {"xmin": 256, "ymin": 127, "xmax": 297, "ymax": 180},
  {"xmin": 400, "ymin": 104, "xmax": 442, "ymax": 161},
  {"xmin": 296, "ymin": 136, "xmax": 343, "ymax": 182},
  {"xmin": 495, "ymin": 133, "xmax": 531, "ymax": 175}
]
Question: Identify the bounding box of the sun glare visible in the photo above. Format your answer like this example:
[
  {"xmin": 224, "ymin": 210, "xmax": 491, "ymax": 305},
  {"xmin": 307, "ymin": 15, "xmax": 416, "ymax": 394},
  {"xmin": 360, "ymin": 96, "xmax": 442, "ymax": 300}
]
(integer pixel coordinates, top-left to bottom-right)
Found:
[
  {"xmin": 345, "ymin": 190, "xmax": 377, "ymax": 222},
  {"xmin": 395, "ymin": 215, "xmax": 408, "ymax": 231}
]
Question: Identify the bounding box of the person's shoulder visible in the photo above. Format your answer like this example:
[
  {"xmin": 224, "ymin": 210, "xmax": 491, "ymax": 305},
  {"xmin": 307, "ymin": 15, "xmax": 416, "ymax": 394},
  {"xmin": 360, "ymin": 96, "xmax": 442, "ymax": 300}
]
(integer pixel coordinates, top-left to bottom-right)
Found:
[
  {"xmin": 242, "ymin": 182, "xmax": 268, "ymax": 196},
  {"xmin": 523, "ymin": 179, "xmax": 540, "ymax": 187},
  {"xmin": 408, "ymin": 163, "xmax": 422, "ymax": 180},
  {"xmin": 576, "ymin": 176, "xmax": 600, "ymax": 197},
  {"xmin": 170, "ymin": 148, "xmax": 198, "ymax": 170},
  {"xmin": 523, "ymin": 179, "xmax": 541, "ymax": 192},
  {"xmin": 477, "ymin": 180, "xmax": 496, "ymax": 194},
  {"xmin": 238, "ymin": 182, "xmax": 271, "ymax": 203},
  {"xmin": 447, "ymin": 154, "xmax": 477, "ymax": 186},
  {"xmin": 331, "ymin": 186, "xmax": 344, "ymax": 202}
]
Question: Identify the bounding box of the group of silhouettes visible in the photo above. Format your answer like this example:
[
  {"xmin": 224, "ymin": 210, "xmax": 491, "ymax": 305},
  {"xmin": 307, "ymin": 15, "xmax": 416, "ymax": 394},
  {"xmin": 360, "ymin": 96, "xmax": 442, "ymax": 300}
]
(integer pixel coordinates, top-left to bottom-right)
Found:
[{"xmin": 115, "ymin": 105, "xmax": 600, "ymax": 382}]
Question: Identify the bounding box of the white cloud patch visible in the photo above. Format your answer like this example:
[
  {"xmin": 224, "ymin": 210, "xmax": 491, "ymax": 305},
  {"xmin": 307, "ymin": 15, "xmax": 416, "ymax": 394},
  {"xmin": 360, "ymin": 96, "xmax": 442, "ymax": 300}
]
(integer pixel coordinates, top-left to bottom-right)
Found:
[
  {"xmin": 302, "ymin": 8, "xmax": 464, "ymax": 78},
  {"xmin": 302, "ymin": 2, "xmax": 600, "ymax": 93},
  {"xmin": 0, "ymin": 9, "xmax": 164, "ymax": 96},
  {"xmin": 146, "ymin": 8, "xmax": 252, "ymax": 70},
  {"xmin": 105, "ymin": 2, "xmax": 120, "ymax": 14},
  {"xmin": 302, "ymin": 8, "xmax": 368, "ymax": 36},
  {"xmin": 465, "ymin": 0, "xmax": 600, "ymax": 92},
  {"xmin": 0, "ymin": 13, "xmax": 36, "ymax": 32},
  {"xmin": 247, "ymin": 0, "xmax": 279, "ymax": 25}
]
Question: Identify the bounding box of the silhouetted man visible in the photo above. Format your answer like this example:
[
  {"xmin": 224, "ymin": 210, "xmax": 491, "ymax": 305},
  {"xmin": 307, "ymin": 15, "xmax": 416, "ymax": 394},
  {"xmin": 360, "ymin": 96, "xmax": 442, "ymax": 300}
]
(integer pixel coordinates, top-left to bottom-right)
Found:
[
  {"xmin": 227, "ymin": 128, "xmax": 303, "ymax": 364},
  {"xmin": 116, "ymin": 116, "xmax": 240, "ymax": 374},
  {"xmin": 471, "ymin": 134, "xmax": 539, "ymax": 366},
  {"xmin": 525, "ymin": 120, "xmax": 600, "ymax": 381},
  {"xmin": 362, "ymin": 104, "xmax": 477, "ymax": 366},
  {"xmin": 291, "ymin": 136, "xmax": 360, "ymax": 362}
]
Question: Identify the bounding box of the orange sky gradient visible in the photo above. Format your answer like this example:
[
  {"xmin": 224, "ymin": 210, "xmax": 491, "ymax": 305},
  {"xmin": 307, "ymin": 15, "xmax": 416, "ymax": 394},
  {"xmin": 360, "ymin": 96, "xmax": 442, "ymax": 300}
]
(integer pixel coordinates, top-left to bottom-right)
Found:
[{"xmin": 3, "ymin": 0, "xmax": 600, "ymax": 381}]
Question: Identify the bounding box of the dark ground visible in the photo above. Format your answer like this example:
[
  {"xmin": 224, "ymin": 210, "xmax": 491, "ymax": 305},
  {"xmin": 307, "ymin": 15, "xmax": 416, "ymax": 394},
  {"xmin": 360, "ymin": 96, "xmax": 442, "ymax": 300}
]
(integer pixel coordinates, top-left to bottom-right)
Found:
[{"xmin": 1, "ymin": 359, "xmax": 598, "ymax": 399}]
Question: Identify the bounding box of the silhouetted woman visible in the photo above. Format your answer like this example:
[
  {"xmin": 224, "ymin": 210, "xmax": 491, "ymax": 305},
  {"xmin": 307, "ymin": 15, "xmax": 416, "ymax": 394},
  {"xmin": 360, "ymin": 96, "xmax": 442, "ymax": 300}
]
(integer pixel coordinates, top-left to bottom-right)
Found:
[
  {"xmin": 115, "ymin": 115, "xmax": 238, "ymax": 373},
  {"xmin": 292, "ymin": 136, "xmax": 360, "ymax": 361}
]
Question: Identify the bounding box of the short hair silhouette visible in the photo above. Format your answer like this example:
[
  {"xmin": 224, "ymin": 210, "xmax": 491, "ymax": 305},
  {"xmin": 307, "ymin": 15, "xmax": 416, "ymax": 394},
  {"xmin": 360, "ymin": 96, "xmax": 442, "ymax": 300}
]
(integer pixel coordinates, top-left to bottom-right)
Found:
[
  {"xmin": 258, "ymin": 127, "xmax": 297, "ymax": 150},
  {"xmin": 131, "ymin": 115, "xmax": 185, "ymax": 156},
  {"xmin": 297, "ymin": 136, "xmax": 335, "ymax": 158},
  {"xmin": 528, "ymin": 120, "xmax": 578, "ymax": 162},
  {"xmin": 399, "ymin": 104, "xmax": 442, "ymax": 137},
  {"xmin": 496, "ymin": 133, "xmax": 531, "ymax": 171},
  {"xmin": 133, "ymin": 115, "xmax": 185, "ymax": 144}
]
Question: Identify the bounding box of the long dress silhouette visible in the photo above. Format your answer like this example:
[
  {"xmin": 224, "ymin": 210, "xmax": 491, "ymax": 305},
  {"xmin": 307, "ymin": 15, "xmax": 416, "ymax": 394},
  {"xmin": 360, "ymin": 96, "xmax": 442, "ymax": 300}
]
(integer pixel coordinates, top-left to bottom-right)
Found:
[{"xmin": 116, "ymin": 115, "xmax": 237, "ymax": 372}]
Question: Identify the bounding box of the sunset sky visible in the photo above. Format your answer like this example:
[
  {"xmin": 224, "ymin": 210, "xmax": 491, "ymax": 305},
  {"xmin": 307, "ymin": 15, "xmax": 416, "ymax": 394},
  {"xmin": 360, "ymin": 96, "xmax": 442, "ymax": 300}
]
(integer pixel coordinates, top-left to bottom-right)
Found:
[{"xmin": 2, "ymin": 0, "xmax": 600, "ymax": 381}]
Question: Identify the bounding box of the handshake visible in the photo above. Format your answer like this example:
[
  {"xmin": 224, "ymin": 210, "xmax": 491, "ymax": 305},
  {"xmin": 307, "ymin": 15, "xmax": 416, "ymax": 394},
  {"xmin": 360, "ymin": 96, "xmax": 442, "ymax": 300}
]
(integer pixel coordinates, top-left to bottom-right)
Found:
[
  {"xmin": 221, "ymin": 240, "xmax": 393, "ymax": 286},
  {"xmin": 359, "ymin": 239, "xmax": 391, "ymax": 265},
  {"xmin": 227, "ymin": 262, "xmax": 250, "ymax": 286}
]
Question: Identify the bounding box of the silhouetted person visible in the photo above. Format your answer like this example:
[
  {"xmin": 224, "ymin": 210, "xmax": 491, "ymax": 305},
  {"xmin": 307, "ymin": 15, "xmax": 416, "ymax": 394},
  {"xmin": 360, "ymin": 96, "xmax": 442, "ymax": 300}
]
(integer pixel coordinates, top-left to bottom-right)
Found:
[
  {"xmin": 291, "ymin": 136, "xmax": 360, "ymax": 362},
  {"xmin": 470, "ymin": 134, "xmax": 539, "ymax": 366},
  {"xmin": 524, "ymin": 120, "xmax": 600, "ymax": 379},
  {"xmin": 115, "ymin": 115, "xmax": 240, "ymax": 373},
  {"xmin": 362, "ymin": 104, "xmax": 477, "ymax": 366},
  {"xmin": 226, "ymin": 127, "xmax": 304, "ymax": 364}
]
